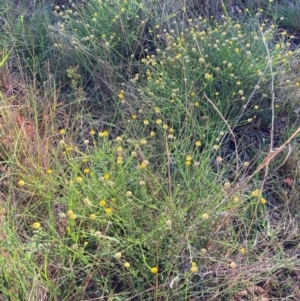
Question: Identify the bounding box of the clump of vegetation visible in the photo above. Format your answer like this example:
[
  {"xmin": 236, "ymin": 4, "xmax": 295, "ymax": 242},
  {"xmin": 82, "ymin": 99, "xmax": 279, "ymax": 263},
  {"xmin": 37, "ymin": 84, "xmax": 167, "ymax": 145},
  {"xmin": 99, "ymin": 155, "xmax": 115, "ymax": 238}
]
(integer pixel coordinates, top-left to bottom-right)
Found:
[{"xmin": 0, "ymin": 0, "xmax": 299, "ymax": 300}]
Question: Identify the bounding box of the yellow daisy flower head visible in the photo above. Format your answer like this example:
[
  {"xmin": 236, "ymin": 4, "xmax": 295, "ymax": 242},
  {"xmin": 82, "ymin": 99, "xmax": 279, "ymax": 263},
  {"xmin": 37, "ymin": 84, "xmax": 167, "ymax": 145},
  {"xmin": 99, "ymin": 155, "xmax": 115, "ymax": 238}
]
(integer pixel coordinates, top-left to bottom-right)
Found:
[
  {"xmin": 251, "ymin": 189, "xmax": 260, "ymax": 197},
  {"xmin": 89, "ymin": 213, "xmax": 96, "ymax": 220},
  {"xmin": 32, "ymin": 222, "xmax": 41, "ymax": 230},
  {"xmin": 99, "ymin": 200, "xmax": 106, "ymax": 207},
  {"xmin": 190, "ymin": 262, "xmax": 198, "ymax": 273},
  {"xmin": 105, "ymin": 208, "xmax": 112, "ymax": 214},
  {"xmin": 99, "ymin": 130, "xmax": 109, "ymax": 137},
  {"xmin": 18, "ymin": 180, "xmax": 25, "ymax": 187},
  {"xmin": 83, "ymin": 168, "xmax": 90, "ymax": 174},
  {"xmin": 186, "ymin": 155, "xmax": 192, "ymax": 161},
  {"xmin": 124, "ymin": 262, "xmax": 130, "ymax": 268},
  {"xmin": 75, "ymin": 176, "xmax": 83, "ymax": 183},
  {"xmin": 150, "ymin": 267, "xmax": 158, "ymax": 274},
  {"xmin": 202, "ymin": 213, "xmax": 209, "ymax": 219},
  {"xmin": 261, "ymin": 197, "xmax": 267, "ymax": 205}
]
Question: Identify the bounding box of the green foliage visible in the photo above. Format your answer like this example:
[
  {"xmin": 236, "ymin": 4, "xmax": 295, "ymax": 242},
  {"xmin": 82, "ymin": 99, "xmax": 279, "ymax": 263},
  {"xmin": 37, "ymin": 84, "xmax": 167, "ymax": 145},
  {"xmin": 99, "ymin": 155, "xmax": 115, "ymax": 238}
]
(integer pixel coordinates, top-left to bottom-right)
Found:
[{"xmin": 0, "ymin": 0, "xmax": 299, "ymax": 300}]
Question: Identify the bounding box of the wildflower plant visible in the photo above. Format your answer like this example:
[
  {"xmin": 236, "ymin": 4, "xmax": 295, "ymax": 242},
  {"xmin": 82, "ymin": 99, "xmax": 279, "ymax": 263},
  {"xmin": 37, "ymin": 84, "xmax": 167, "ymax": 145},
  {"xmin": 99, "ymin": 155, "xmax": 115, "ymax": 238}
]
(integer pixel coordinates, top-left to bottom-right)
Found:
[
  {"xmin": 0, "ymin": 0, "xmax": 300, "ymax": 300},
  {"xmin": 134, "ymin": 13, "xmax": 296, "ymax": 131}
]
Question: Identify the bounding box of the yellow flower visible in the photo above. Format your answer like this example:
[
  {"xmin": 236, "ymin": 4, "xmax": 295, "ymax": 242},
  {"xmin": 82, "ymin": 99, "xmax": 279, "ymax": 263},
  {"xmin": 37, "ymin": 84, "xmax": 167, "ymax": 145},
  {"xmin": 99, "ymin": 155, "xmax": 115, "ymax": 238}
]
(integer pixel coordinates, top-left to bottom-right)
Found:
[
  {"xmin": 99, "ymin": 130, "xmax": 109, "ymax": 137},
  {"xmin": 156, "ymin": 119, "xmax": 162, "ymax": 125},
  {"xmin": 82, "ymin": 158, "xmax": 88, "ymax": 163},
  {"xmin": 68, "ymin": 213, "xmax": 76, "ymax": 220},
  {"xmin": 240, "ymin": 248, "xmax": 246, "ymax": 254},
  {"xmin": 124, "ymin": 262, "xmax": 130, "ymax": 268},
  {"xmin": 75, "ymin": 177, "xmax": 83, "ymax": 183},
  {"xmin": 114, "ymin": 252, "xmax": 122, "ymax": 259},
  {"xmin": 150, "ymin": 131, "xmax": 156, "ymax": 137},
  {"xmin": 104, "ymin": 174, "xmax": 110, "ymax": 180},
  {"xmin": 185, "ymin": 160, "xmax": 191, "ymax": 166},
  {"xmin": 204, "ymin": 73, "xmax": 213, "ymax": 81},
  {"xmin": 32, "ymin": 222, "xmax": 41, "ymax": 230},
  {"xmin": 90, "ymin": 130, "xmax": 95, "ymax": 135},
  {"xmin": 89, "ymin": 213, "xmax": 96, "ymax": 220},
  {"xmin": 83, "ymin": 168, "xmax": 90, "ymax": 174},
  {"xmin": 251, "ymin": 189, "xmax": 260, "ymax": 197},
  {"xmin": 116, "ymin": 156, "xmax": 123, "ymax": 164},
  {"xmin": 140, "ymin": 162, "xmax": 147, "ymax": 169},
  {"xmin": 46, "ymin": 169, "xmax": 53, "ymax": 174},
  {"xmin": 18, "ymin": 180, "xmax": 25, "ymax": 187},
  {"xmin": 234, "ymin": 197, "xmax": 240, "ymax": 202},
  {"xmin": 140, "ymin": 139, "xmax": 147, "ymax": 145},
  {"xmin": 202, "ymin": 213, "xmax": 209, "ymax": 219},
  {"xmin": 143, "ymin": 120, "xmax": 149, "ymax": 125},
  {"xmin": 186, "ymin": 155, "xmax": 192, "ymax": 161},
  {"xmin": 99, "ymin": 200, "xmax": 106, "ymax": 207},
  {"xmin": 261, "ymin": 198, "xmax": 267, "ymax": 205},
  {"xmin": 190, "ymin": 262, "xmax": 198, "ymax": 273},
  {"xmin": 140, "ymin": 160, "xmax": 149, "ymax": 169},
  {"xmin": 150, "ymin": 267, "xmax": 158, "ymax": 274},
  {"xmin": 105, "ymin": 208, "xmax": 112, "ymax": 214},
  {"xmin": 195, "ymin": 141, "xmax": 201, "ymax": 147},
  {"xmin": 59, "ymin": 129, "xmax": 66, "ymax": 135}
]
